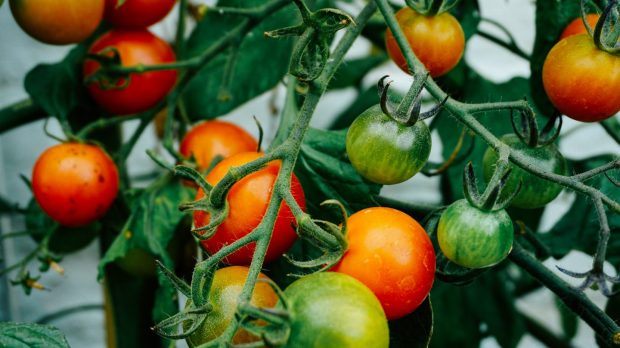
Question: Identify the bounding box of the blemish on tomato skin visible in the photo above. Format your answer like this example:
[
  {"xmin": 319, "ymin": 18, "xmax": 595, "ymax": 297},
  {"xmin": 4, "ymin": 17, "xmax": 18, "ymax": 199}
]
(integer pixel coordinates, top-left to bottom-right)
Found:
[{"xmin": 98, "ymin": 174, "xmax": 105, "ymax": 183}]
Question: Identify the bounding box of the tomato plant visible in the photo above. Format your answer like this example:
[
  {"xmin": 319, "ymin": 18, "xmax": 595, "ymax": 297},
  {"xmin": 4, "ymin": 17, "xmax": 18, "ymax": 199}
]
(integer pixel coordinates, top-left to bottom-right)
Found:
[
  {"xmin": 194, "ymin": 152, "xmax": 305, "ymax": 265},
  {"xmin": 185, "ymin": 266, "xmax": 278, "ymax": 347},
  {"xmin": 32, "ymin": 143, "xmax": 119, "ymax": 227},
  {"xmin": 560, "ymin": 14, "xmax": 600, "ymax": 39},
  {"xmin": 385, "ymin": 7, "xmax": 465, "ymax": 77},
  {"xmin": 283, "ymin": 272, "xmax": 389, "ymax": 348},
  {"xmin": 437, "ymin": 199, "xmax": 514, "ymax": 269},
  {"xmin": 332, "ymin": 207, "xmax": 435, "ymax": 320},
  {"xmin": 346, "ymin": 105, "xmax": 431, "ymax": 185},
  {"xmin": 482, "ymin": 134, "xmax": 567, "ymax": 209},
  {"xmin": 104, "ymin": 0, "xmax": 177, "ymax": 29},
  {"xmin": 542, "ymin": 34, "xmax": 620, "ymax": 122},
  {"xmin": 180, "ymin": 120, "xmax": 258, "ymax": 171},
  {"xmin": 9, "ymin": 0, "xmax": 104, "ymax": 45},
  {"xmin": 83, "ymin": 29, "xmax": 178, "ymax": 115}
]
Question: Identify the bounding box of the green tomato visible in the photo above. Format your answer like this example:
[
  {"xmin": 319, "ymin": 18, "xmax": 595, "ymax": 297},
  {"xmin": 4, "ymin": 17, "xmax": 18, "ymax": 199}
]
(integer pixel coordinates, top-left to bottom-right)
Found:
[
  {"xmin": 284, "ymin": 272, "xmax": 389, "ymax": 348},
  {"xmin": 437, "ymin": 199, "xmax": 514, "ymax": 269},
  {"xmin": 346, "ymin": 105, "xmax": 431, "ymax": 185},
  {"xmin": 482, "ymin": 134, "xmax": 567, "ymax": 209}
]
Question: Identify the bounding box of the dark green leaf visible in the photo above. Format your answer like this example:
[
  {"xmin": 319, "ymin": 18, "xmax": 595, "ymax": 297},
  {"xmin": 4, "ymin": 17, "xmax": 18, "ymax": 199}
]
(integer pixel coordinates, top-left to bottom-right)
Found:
[
  {"xmin": 295, "ymin": 128, "xmax": 382, "ymax": 219},
  {"xmin": 328, "ymin": 55, "xmax": 386, "ymax": 90},
  {"xmin": 430, "ymin": 282, "xmax": 482, "ymax": 348},
  {"xmin": 452, "ymin": 0, "xmax": 481, "ymax": 40},
  {"xmin": 390, "ymin": 297, "xmax": 433, "ymax": 348},
  {"xmin": 98, "ymin": 174, "xmax": 193, "ymax": 321},
  {"xmin": 0, "ymin": 322, "xmax": 70, "ymax": 348},
  {"xmin": 182, "ymin": 0, "xmax": 298, "ymax": 119},
  {"xmin": 541, "ymin": 155, "xmax": 620, "ymax": 269}
]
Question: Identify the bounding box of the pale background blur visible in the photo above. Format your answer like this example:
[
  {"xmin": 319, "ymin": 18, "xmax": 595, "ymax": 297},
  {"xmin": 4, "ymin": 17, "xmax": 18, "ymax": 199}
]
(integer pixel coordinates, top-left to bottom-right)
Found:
[{"xmin": 0, "ymin": 0, "xmax": 617, "ymax": 347}]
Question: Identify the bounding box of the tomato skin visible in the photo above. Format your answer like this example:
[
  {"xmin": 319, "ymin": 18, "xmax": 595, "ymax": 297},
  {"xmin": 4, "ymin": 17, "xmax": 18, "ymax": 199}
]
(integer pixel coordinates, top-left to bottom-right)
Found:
[
  {"xmin": 346, "ymin": 105, "xmax": 431, "ymax": 185},
  {"xmin": 32, "ymin": 143, "xmax": 119, "ymax": 227},
  {"xmin": 482, "ymin": 134, "xmax": 567, "ymax": 209},
  {"xmin": 194, "ymin": 152, "xmax": 305, "ymax": 265},
  {"xmin": 104, "ymin": 0, "xmax": 176, "ymax": 29},
  {"xmin": 437, "ymin": 199, "xmax": 513, "ymax": 269},
  {"xmin": 180, "ymin": 121, "xmax": 258, "ymax": 172},
  {"xmin": 283, "ymin": 272, "xmax": 389, "ymax": 348},
  {"xmin": 185, "ymin": 266, "xmax": 278, "ymax": 347},
  {"xmin": 9, "ymin": 0, "xmax": 104, "ymax": 45},
  {"xmin": 560, "ymin": 14, "xmax": 599, "ymax": 39},
  {"xmin": 332, "ymin": 207, "xmax": 435, "ymax": 320},
  {"xmin": 542, "ymin": 34, "xmax": 620, "ymax": 122},
  {"xmin": 385, "ymin": 7, "xmax": 465, "ymax": 77},
  {"xmin": 83, "ymin": 30, "xmax": 178, "ymax": 116}
]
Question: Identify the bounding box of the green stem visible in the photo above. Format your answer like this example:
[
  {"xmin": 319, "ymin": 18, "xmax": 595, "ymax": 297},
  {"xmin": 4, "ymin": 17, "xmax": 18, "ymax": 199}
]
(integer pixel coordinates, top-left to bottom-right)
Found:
[
  {"xmin": 0, "ymin": 99, "xmax": 47, "ymax": 134},
  {"xmin": 36, "ymin": 304, "xmax": 104, "ymax": 325},
  {"xmin": 510, "ymin": 242, "xmax": 620, "ymax": 346},
  {"xmin": 176, "ymin": 0, "xmax": 188, "ymax": 59},
  {"xmin": 77, "ymin": 113, "xmax": 143, "ymax": 139}
]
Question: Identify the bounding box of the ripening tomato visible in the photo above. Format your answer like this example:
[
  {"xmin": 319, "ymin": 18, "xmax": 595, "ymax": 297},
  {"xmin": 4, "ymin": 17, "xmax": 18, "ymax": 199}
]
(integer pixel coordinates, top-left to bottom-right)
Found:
[
  {"xmin": 332, "ymin": 207, "xmax": 436, "ymax": 320},
  {"xmin": 104, "ymin": 0, "xmax": 177, "ymax": 29},
  {"xmin": 385, "ymin": 7, "xmax": 465, "ymax": 77},
  {"xmin": 185, "ymin": 266, "xmax": 278, "ymax": 347},
  {"xmin": 180, "ymin": 121, "xmax": 258, "ymax": 172},
  {"xmin": 84, "ymin": 29, "xmax": 178, "ymax": 116},
  {"xmin": 194, "ymin": 152, "xmax": 305, "ymax": 265},
  {"xmin": 437, "ymin": 199, "xmax": 514, "ymax": 269},
  {"xmin": 32, "ymin": 143, "xmax": 119, "ymax": 227},
  {"xmin": 542, "ymin": 34, "xmax": 620, "ymax": 122},
  {"xmin": 560, "ymin": 14, "xmax": 600, "ymax": 40},
  {"xmin": 283, "ymin": 272, "xmax": 389, "ymax": 348},
  {"xmin": 9, "ymin": 0, "xmax": 104, "ymax": 45}
]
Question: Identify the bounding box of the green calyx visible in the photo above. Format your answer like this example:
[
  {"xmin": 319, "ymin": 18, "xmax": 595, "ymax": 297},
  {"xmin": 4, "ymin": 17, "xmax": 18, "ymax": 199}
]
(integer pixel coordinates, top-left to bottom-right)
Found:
[
  {"xmin": 264, "ymin": 0, "xmax": 354, "ymax": 81},
  {"xmin": 405, "ymin": 0, "xmax": 460, "ymax": 16},
  {"xmin": 582, "ymin": 0, "xmax": 620, "ymax": 54},
  {"xmin": 462, "ymin": 160, "xmax": 520, "ymax": 212}
]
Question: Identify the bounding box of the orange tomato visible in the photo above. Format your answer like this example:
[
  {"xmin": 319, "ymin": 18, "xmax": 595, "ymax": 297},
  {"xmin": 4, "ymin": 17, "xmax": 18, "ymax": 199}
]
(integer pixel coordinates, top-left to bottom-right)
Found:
[
  {"xmin": 194, "ymin": 152, "xmax": 305, "ymax": 265},
  {"xmin": 332, "ymin": 207, "xmax": 436, "ymax": 320},
  {"xmin": 32, "ymin": 143, "xmax": 119, "ymax": 227},
  {"xmin": 9, "ymin": 0, "xmax": 104, "ymax": 45},
  {"xmin": 560, "ymin": 14, "xmax": 600, "ymax": 40},
  {"xmin": 385, "ymin": 7, "xmax": 465, "ymax": 77},
  {"xmin": 180, "ymin": 121, "xmax": 258, "ymax": 171}
]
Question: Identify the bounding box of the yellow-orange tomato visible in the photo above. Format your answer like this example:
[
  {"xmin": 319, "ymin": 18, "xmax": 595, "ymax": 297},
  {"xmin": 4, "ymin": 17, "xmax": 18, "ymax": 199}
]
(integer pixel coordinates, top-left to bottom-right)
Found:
[
  {"xmin": 32, "ymin": 143, "xmax": 119, "ymax": 227},
  {"xmin": 560, "ymin": 14, "xmax": 600, "ymax": 40},
  {"xmin": 542, "ymin": 34, "xmax": 620, "ymax": 122},
  {"xmin": 185, "ymin": 266, "xmax": 278, "ymax": 346},
  {"xmin": 332, "ymin": 207, "xmax": 436, "ymax": 320},
  {"xmin": 9, "ymin": 0, "xmax": 105, "ymax": 45},
  {"xmin": 385, "ymin": 7, "xmax": 465, "ymax": 77},
  {"xmin": 180, "ymin": 121, "xmax": 258, "ymax": 171},
  {"xmin": 194, "ymin": 152, "xmax": 305, "ymax": 265}
]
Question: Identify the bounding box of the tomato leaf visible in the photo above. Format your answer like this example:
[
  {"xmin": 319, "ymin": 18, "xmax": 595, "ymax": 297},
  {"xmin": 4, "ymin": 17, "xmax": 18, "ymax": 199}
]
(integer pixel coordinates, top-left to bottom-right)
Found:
[
  {"xmin": 430, "ymin": 282, "xmax": 482, "ymax": 348},
  {"xmin": 295, "ymin": 128, "xmax": 382, "ymax": 219},
  {"xmin": 389, "ymin": 297, "xmax": 433, "ymax": 348},
  {"xmin": 0, "ymin": 322, "xmax": 70, "ymax": 348},
  {"xmin": 541, "ymin": 155, "xmax": 620, "ymax": 269},
  {"xmin": 181, "ymin": 0, "xmax": 299, "ymax": 119},
  {"xmin": 328, "ymin": 55, "xmax": 386, "ymax": 90},
  {"xmin": 98, "ymin": 174, "xmax": 193, "ymax": 322}
]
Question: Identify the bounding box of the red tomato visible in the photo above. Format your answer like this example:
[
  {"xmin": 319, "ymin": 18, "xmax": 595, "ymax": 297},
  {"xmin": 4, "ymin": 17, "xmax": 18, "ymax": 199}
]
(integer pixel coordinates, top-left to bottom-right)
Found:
[
  {"xmin": 194, "ymin": 152, "xmax": 305, "ymax": 265},
  {"xmin": 9, "ymin": 0, "xmax": 104, "ymax": 45},
  {"xmin": 560, "ymin": 14, "xmax": 600, "ymax": 40},
  {"xmin": 332, "ymin": 207, "xmax": 436, "ymax": 320},
  {"xmin": 83, "ymin": 29, "xmax": 178, "ymax": 116},
  {"xmin": 32, "ymin": 143, "xmax": 119, "ymax": 227},
  {"xmin": 385, "ymin": 7, "xmax": 465, "ymax": 77},
  {"xmin": 542, "ymin": 34, "xmax": 620, "ymax": 122},
  {"xmin": 104, "ymin": 0, "xmax": 177, "ymax": 29},
  {"xmin": 180, "ymin": 121, "xmax": 258, "ymax": 172}
]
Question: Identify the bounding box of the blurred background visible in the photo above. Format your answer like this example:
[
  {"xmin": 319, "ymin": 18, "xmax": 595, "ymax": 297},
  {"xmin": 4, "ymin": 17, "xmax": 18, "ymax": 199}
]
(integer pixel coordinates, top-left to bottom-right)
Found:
[{"xmin": 0, "ymin": 0, "xmax": 617, "ymax": 347}]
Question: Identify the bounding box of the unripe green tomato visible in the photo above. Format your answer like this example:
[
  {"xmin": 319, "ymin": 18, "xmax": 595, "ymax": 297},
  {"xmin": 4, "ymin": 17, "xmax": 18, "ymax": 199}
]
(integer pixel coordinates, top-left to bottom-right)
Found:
[
  {"xmin": 346, "ymin": 105, "xmax": 431, "ymax": 185},
  {"xmin": 482, "ymin": 134, "xmax": 567, "ymax": 209},
  {"xmin": 437, "ymin": 199, "xmax": 514, "ymax": 269},
  {"xmin": 283, "ymin": 272, "xmax": 389, "ymax": 348}
]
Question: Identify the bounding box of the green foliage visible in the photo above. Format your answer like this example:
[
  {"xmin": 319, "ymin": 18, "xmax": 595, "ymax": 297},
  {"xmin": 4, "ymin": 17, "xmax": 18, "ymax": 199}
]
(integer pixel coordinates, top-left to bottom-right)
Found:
[
  {"xmin": 0, "ymin": 322, "xmax": 70, "ymax": 348},
  {"xmin": 389, "ymin": 298, "xmax": 433, "ymax": 348}
]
